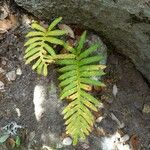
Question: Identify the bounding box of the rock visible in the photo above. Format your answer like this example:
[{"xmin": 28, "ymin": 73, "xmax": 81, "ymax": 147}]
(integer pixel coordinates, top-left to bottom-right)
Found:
[
  {"xmin": 6, "ymin": 70, "xmax": 17, "ymax": 81},
  {"xmin": 14, "ymin": 0, "xmax": 150, "ymax": 82},
  {"xmin": 16, "ymin": 68, "xmax": 22, "ymax": 75},
  {"xmin": 62, "ymin": 137, "xmax": 72, "ymax": 146},
  {"xmin": 142, "ymin": 103, "xmax": 150, "ymax": 114},
  {"xmin": 0, "ymin": 81, "xmax": 4, "ymax": 90}
]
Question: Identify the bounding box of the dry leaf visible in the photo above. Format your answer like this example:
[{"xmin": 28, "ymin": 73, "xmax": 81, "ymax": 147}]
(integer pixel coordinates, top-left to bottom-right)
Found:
[
  {"xmin": 58, "ymin": 24, "xmax": 75, "ymax": 38},
  {"xmin": 6, "ymin": 138, "xmax": 16, "ymax": 149},
  {"xmin": 130, "ymin": 134, "xmax": 139, "ymax": 150},
  {"xmin": 0, "ymin": 15, "xmax": 18, "ymax": 33}
]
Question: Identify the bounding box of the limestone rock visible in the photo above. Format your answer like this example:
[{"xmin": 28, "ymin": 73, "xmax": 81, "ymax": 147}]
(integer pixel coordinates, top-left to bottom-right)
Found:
[{"xmin": 14, "ymin": 0, "xmax": 150, "ymax": 82}]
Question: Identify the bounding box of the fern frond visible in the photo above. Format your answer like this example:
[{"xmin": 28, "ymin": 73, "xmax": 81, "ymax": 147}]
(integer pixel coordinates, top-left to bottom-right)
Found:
[
  {"xmin": 59, "ymin": 31, "xmax": 106, "ymax": 145},
  {"xmin": 24, "ymin": 17, "xmax": 66, "ymax": 76}
]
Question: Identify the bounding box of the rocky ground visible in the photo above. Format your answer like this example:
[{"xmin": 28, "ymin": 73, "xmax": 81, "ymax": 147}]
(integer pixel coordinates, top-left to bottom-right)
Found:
[{"xmin": 0, "ymin": 1, "xmax": 150, "ymax": 150}]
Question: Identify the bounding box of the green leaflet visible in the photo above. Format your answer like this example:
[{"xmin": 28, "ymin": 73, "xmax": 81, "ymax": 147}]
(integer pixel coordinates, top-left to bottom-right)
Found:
[
  {"xmin": 32, "ymin": 59, "xmax": 42, "ymax": 70},
  {"xmin": 26, "ymin": 31, "xmax": 45, "ymax": 37},
  {"xmin": 79, "ymin": 44, "xmax": 99, "ymax": 59},
  {"xmin": 59, "ymin": 65, "xmax": 77, "ymax": 72},
  {"xmin": 24, "ymin": 37, "xmax": 42, "ymax": 46},
  {"xmin": 45, "ymin": 37, "xmax": 64, "ymax": 45},
  {"xmin": 59, "ymin": 76, "xmax": 77, "ymax": 87},
  {"xmin": 47, "ymin": 30, "xmax": 66, "ymax": 36},
  {"xmin": 59, "ymin": 70, "xmax": 77, "ymax": 80},
  {"xmin": 25, "ymin": 53, "xmax": 40, "ymax": 64},
  {"xmin": 60, "ymin": 87, "xmax": 77, "ymax": 100},
  {"xmin": 48, "ymin": 17, "xmax": 62, "ymax": 31},
  {"xmin": 57, "ymin": 59, "xmax": 77, "ymax": 65},
  {"xmin": 24, "ymin": 48, "xmax": 40, "ymax": 58},
  {"xmin": 76, "ymin": 31, "xmax": 86, "ymax": 54},
  {"xmin": 80, "ymin": 78, "xmax": 105, "ymax": 86},
  {"xmin": 31, "ymin": 22, "xmax": 46, "ymax": 32},
  {"xmin": 43, "ymin": 43, "xmax": 56, "ymax": 56},
  {"xmin": 79, "ymin": 55, "xmax": 103, "ymax": 66}
]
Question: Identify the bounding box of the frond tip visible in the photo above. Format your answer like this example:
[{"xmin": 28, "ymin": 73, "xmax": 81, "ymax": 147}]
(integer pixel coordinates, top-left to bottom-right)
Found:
[{"xmin": 59, "ymin": 31, "xmax": 106, "ymax": 145}]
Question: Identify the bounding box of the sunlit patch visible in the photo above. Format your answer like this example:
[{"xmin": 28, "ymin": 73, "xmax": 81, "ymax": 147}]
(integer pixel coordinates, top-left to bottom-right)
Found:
[
  {"xmin": 33, "ymin": 85, "xmax": 47, "ymax": 121},
  {"xmin": 101, "ymin": 131, "xmax": 131, "ymax": 150}
]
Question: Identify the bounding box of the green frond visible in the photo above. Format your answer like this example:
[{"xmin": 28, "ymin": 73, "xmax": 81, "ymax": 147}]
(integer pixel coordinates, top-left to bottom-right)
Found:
[
  {"xmin": 25, "ymin": 42, "xmax": 42, "ymax": 53},
  {"xmin": 24, "ymin": 17, "xmax": 66, "ymax": 76},
  {"xmin": 59, "ymin": 31, "xmax": 106, "ymax": 145}
]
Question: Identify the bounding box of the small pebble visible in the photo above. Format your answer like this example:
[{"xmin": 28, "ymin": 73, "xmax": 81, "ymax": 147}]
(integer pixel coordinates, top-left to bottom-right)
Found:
[
  {"xmin": 62, "ymin": 137, "xmax": 72, "ymax": 146},
  {"xmin": 81, "ymin": 143, "xmax": 90, "ymax": 149},
  {"xmin": 120, "ymin": 134, "xmax": 130, "ymax": 143},
  {"xmin": 16, "ymin": 68, "xmax": 22, "ymax": 75},
  {"xmin": 0, "ymin": 67, "xmax": 5, "ymax": 74},
  {"xmin": 142, "ymin": 104, "xmax": 150, "ymax": 114},
  {"xmin": 0, "ymin": 81, "xmax": 4, "ymax": 90},
  {"xmin": 113, "ymin": 84, "xmax": 118, "ymax": 97},
  {"xmin": 96, "ymin": 116, "xmax": 104, "ymax": 123},
  {"xmin": 2, "ymin": 60, "xmax": 7, "ymax": 65},
  {"xmin": 6, "ymin": 70, "xmax": 16, "ymax": 81}
]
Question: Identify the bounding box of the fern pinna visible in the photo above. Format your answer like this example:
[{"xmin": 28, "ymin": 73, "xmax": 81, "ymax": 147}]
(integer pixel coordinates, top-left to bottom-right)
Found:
[
  {"xmin": 24, "ymin": 17, "xmax": 66, "ymax": 76},
  {"xmin": 58, "ymin": 31, "xmax": 106, "ymax": 145}
]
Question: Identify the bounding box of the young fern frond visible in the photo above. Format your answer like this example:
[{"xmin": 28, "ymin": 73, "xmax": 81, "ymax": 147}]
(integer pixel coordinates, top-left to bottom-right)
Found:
[
  {"xmin": 58, "ymin": 31, "xmax": 106, "ymax": 145},
  {"xmin": 24, "ymin": 17, "xmax": 67, "ymax": 76}
]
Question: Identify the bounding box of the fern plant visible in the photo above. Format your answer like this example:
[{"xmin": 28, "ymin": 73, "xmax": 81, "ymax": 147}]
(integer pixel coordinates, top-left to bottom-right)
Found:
[
  {"xmin": 24, "ymin": 17, "xmax": 106, "ymax": 145},
  {"xmin": 24, "ymin": 17, "xmax": 74, "ymax": 76},
  {"xmin": 58, "ymin": 31, "xmax": 106, "ymax": 145}
]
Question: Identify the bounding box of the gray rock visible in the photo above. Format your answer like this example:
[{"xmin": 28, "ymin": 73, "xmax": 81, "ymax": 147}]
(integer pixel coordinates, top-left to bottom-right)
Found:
[{"xmin": 14, "ymin": 0, "xmax": 150, "ymax": 82}]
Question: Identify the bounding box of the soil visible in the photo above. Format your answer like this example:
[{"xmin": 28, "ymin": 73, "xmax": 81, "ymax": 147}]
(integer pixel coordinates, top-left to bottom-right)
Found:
[{"xmin": 0, "ymin": 1, "xmax": 150, "ymax": 150}]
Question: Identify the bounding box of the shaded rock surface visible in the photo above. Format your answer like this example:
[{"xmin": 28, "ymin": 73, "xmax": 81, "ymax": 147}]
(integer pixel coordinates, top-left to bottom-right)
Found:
[{"xmin": 14, "ymin": 0, "xmax": 150, "ymax": 83}]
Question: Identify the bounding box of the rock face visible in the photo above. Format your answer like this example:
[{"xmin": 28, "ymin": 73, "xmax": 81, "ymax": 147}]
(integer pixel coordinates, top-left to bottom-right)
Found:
[{"xmin": 14, "ymin": 0, "xmax": 150, "ymax": 82}]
